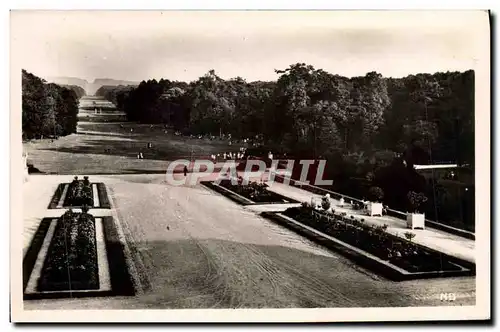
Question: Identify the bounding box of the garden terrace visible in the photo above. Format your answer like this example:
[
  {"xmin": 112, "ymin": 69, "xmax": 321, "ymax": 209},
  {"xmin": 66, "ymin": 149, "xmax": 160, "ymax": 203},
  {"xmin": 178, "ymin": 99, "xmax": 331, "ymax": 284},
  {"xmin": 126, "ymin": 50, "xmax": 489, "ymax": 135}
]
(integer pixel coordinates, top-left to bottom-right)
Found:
[
  {"xmin": 271, "ymin": 173, "xmax": 475, "ymax": 240},
  {"xmin": 22, "ymin": 174, "xmax": 477, "ymax": 308},
  {"xmin": 201, "ymin": 179, "xmax": 300, "ymax": 205},
  {"xmin": 262, "ymin": 206, "xmax": 474, "ymax": 281},
  {"xmin": 48, "ymin": 177, "xmax": 110, "ymax": 209},
  {"xmin": 23, "ymin": 211, "xmax": 135, "ymax": 300}
]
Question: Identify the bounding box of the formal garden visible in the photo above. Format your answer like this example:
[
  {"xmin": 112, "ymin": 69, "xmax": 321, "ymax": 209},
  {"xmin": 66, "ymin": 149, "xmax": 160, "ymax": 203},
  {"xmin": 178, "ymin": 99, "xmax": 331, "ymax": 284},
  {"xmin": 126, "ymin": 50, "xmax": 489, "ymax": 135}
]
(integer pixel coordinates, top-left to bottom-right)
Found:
[
  {"xmin": 199, "ymin": 170, "xmax": 474, "ymax": 281},
  {"xmin": 23, "ymin": 177, "xmax": 135, "ymax": 300},
  {"xmin": 20, "ymin": 63, "xmax": 476, "ymax": 306},
  {"xmin": 24, "ymin": 65, "xmax": 475, "ymax": 232},
  {"xmin": 94, "ymin": 65, "xmax": 474, "ymax": 232}
]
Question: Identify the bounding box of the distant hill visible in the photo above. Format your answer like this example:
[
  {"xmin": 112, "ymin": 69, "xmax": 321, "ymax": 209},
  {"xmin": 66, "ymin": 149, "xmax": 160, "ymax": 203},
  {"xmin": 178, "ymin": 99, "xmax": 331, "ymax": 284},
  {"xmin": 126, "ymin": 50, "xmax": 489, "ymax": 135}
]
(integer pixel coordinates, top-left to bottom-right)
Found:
[
  {"xmin": 46, "ymin": 76, "xmax": 88, "ymax": 89},
  {"xmin": 86, "ymin": 78, "xmax": 139, "ymax": 95},
  {"xmin": 45, "ymin": 76, "xmax": 139, "ymax": 95}
]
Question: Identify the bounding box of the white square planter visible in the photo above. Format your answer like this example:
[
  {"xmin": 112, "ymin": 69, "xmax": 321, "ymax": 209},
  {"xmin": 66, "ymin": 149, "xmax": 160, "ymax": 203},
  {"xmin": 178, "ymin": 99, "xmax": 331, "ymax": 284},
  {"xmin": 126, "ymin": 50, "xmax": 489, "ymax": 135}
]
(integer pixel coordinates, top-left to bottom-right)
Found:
[
  {"xmin": 367, "ymin": 202, "xmax": 383, "ymax": 216},
  {"xmin": 406, "ymin": 213, "xmax": 425, "ymax": 230}
]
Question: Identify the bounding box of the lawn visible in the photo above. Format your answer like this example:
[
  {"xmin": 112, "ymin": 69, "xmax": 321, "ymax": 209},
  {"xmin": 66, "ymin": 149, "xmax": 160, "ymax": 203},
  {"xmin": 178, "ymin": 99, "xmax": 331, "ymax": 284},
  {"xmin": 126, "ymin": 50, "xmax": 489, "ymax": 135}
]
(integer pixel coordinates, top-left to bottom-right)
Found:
[{"xmin": 23, "ymin": 108, "xmax": 244, "ymax": 175}]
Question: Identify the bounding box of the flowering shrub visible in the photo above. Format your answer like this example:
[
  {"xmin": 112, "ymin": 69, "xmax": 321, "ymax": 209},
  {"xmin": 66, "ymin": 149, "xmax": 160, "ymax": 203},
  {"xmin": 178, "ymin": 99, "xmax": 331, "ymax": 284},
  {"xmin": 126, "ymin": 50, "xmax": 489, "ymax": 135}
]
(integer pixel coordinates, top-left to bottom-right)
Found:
[
  {"xmin": 407, "ymin": 191, "xmax": 428, "ymax": 213},
  {"xmin": 404, "ymin": 231, "xmax": 416, "ymax": 242},
  {"xmin": 369, "ymin": 186, "xmax": 384, "ymax": 202}
]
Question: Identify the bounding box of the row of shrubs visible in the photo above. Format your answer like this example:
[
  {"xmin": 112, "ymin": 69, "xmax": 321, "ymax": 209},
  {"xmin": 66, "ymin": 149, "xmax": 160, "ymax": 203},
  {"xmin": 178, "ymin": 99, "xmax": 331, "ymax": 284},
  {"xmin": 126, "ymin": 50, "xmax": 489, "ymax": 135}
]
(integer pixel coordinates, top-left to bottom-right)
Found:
[{"xmin": 283, "ymin": 203, "xmax": 461, "ymax": 273}]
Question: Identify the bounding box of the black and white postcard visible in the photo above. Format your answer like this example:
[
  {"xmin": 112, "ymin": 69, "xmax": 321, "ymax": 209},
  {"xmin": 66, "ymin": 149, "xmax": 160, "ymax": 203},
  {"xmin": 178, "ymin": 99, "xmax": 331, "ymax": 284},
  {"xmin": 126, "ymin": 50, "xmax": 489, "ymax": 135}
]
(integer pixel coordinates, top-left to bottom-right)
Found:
[{"xmin": 10, "ymin": 10, "xmax": 491, "ymax": 322}]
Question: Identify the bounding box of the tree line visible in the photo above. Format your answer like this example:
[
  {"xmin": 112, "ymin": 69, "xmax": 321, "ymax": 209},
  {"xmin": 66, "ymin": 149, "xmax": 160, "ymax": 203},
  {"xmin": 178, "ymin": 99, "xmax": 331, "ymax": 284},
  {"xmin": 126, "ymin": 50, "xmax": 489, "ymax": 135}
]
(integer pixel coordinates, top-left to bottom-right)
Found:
[
  {"xmin": 61, "ymin": 84, "xmax": 86, "ymax": 99},
  {"xmin": 96, "ymin": 64, "xmax": 475, "ymax": 230},
  {"xmin": 96, "ymin": 64, "xmax": 474, "ymax": 166},
  {"xmin": 22, "ymin": 70, "xmax": 84, "ymax": 140}
]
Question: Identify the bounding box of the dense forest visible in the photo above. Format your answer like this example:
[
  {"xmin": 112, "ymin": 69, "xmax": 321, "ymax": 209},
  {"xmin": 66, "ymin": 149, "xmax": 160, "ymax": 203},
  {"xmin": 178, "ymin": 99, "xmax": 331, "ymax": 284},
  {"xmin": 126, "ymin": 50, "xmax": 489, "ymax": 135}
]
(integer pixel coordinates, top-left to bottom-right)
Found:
[
  {"xmin": 97, "ymin": 64, "xmax": 474, "ymax": 165},
  {"xmin": 22, "ymin": 70, "xmax": 84, "ymax": 140},
  {"xmin": 98, "ymin": 63, "xmax": 475, "ymax": 230}
]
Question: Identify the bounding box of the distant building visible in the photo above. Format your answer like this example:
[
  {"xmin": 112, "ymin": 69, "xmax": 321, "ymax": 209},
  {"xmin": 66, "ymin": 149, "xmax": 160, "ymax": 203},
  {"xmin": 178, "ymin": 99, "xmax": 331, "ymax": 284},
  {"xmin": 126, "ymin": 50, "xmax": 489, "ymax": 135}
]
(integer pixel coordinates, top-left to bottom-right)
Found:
[
  {"xmin": 415, "ymin": 165, "xmax": 474, "ymax": 186},
  {"xmin": 413, "ymin": 164, "xmax": 458, "ymax": 170}
]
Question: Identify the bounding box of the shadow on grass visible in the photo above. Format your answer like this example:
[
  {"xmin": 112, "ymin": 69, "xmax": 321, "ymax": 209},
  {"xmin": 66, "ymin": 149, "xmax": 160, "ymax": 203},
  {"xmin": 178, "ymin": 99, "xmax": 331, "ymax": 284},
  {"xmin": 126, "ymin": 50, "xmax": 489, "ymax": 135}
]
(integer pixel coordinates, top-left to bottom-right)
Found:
[
  {"xmin": 39, "ymin": 138, "xmax": 182, "ymax": 161},
  {"xmin": 77, "ymin": 131, "xmax": 134, "ymax": 139},
  {"xmin": 27, "ymin": 165, "xmax": 44, "ymax": 174},
  {"xmin": 77, "ymin": 116, "xmax": 127, "ymax": 124},
  {"xmin": 121, "ymin": 169, "xmax": 170, "ymax": 174},
  {"xmin": 119, "ymin": 168, "xmax": 226, "ymax": 175},
  {"xmin": 77, "ymin": 122, "xmax": 239, "ymax": 148}
]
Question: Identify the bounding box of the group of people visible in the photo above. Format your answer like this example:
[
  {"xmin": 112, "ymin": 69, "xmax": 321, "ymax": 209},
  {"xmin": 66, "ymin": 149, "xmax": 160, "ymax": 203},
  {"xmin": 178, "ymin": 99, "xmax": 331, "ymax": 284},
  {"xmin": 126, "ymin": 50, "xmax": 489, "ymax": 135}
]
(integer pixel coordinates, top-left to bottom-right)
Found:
[
  {"xmin": 208, "ymin": 150, "xmax": 275, "ymax": 163},
  {"xmin": 210, "ymin": 151, "xmax": 246, "ymax": 162}
]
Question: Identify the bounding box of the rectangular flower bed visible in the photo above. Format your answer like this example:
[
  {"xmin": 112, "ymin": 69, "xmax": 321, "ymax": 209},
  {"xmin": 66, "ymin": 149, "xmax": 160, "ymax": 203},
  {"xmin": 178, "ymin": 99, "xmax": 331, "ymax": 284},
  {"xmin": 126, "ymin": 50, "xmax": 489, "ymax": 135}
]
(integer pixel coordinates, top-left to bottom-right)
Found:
[
  {"xmin": 23, "ymin": 213, "xmax": 135, "ymax": 300},
  {"xmin": 64, "ymin": 178, "xmax": 94, "ymax": 207},
  {"xmin": 48, "ymin": 180, "xmax": 111, "ymax": 209},
  {"xmin": 201, "ymin": 179, "xmax": 299, "ymax": 205},
  {"xmin": 262, "ymin": 206, "xmax": 474, "ymax": 281},
  {"xmin": 38, "ymin": 210, "xmax": 99, "ymax": 291}
]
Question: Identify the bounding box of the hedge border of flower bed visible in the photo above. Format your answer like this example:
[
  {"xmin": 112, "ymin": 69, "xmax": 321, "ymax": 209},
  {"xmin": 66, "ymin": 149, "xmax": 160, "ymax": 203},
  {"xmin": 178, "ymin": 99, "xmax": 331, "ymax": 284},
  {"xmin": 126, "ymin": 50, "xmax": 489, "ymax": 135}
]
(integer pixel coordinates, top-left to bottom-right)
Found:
[
  {"xmin": 23, "ymin": 216, "xmax": 136, "ymax": 300},
  {"xmin": 47, "ymin": 184, "xmax": 65, "ymax": 209},
  {"xmin": 97, "ymin": 183, "xmax": 111, "ymax": 208},
  {"xmin": 23, "ymin": 218, "xmax": 52, "ymax": 291},
  {"xmin": 261, "ymin": 211, "xmax": 475, "ymax": 281},
  {"xmin": 47, "ymin": 182, "xmax": 111, "ymax": 209},
  {"xmin": 101, "ymin": 216, "xmax": 136, "ymax": 296},
  {"xmin": 201, "ymin": 181, "xmax": 300, "ymax": 206}
]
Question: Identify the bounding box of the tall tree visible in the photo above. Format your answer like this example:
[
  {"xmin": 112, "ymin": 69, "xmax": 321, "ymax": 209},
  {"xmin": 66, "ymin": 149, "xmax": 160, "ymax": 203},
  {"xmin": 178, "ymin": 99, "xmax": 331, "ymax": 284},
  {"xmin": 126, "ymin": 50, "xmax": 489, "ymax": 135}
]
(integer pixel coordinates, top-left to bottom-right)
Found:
[{"xmin": 22, "ymin": 70, "xmax": 80, "ymax": 140}]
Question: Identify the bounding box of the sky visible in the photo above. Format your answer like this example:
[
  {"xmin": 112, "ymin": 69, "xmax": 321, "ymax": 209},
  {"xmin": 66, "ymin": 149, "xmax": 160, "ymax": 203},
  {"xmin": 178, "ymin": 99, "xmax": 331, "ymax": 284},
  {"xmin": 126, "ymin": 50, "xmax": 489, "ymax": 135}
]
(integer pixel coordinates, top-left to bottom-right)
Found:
[{"xmin": 10, "ymin": 10, "xmax": 489, "ymax": 83}]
